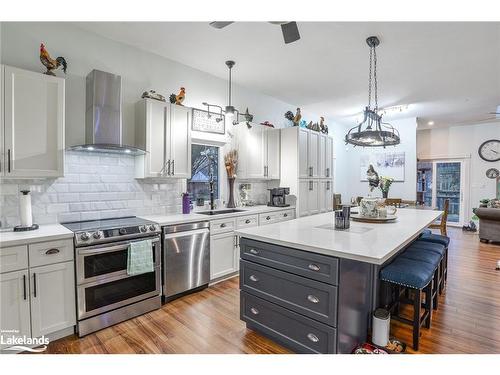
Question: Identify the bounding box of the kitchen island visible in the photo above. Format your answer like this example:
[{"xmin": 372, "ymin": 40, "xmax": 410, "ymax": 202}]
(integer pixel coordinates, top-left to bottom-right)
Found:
[{"xmin": 235, "ymin": 209, "xmax": 442, "ymax": 353}]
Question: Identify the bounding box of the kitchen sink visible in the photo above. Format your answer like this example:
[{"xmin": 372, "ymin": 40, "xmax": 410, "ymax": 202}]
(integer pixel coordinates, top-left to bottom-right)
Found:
[{"xmin": 197, "ymin": 209, "xmax": 247, "ymax": 216}]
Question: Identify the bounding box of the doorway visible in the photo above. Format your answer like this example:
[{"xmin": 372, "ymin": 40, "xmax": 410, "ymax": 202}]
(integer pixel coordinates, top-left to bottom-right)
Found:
[{"xmin": 417, "ymin": 159, "xmax": 468, "ymax": 226}]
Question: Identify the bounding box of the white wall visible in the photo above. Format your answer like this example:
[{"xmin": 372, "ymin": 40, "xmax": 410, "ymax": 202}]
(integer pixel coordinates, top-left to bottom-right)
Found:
[
  {"xmin": 417, "ymin": 121, "xmax": 500, "ymax": 221},
  {"xmin": 334, "ymin": 117, "xmax": 418, "ymax": 202}
]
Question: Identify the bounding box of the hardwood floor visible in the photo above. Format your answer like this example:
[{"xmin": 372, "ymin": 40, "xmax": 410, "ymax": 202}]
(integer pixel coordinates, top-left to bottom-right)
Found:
[{"xmin": 44, "ymin": 228, "xmax": 500, "ymax": 354}]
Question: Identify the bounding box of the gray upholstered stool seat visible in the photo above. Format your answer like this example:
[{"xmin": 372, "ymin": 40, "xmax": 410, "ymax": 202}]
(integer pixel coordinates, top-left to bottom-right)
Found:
[
  {"xmin": 411, "ymin": 240, "xmax": 446, "ymax": 257},
  {"xmin": 419, "ymin": 232, "xmax": 450, "ymax": 247}
]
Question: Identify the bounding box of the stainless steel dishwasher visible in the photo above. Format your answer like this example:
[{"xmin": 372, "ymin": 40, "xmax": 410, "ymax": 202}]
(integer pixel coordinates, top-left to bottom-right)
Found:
[{"xmin": 162, "ymin": 221, "xmax": 210, "ymax": 301}]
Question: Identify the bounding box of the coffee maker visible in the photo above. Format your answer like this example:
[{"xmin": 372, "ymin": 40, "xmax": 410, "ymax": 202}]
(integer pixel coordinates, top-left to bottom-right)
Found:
[{"xmin": 267, "ymin": 187, "xmax": 290, "ymax": 207}]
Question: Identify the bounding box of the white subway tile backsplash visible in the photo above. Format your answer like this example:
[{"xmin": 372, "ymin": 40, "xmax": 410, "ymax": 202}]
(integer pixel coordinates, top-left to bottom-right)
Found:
[{"xmin": 0, "ymin": 151, "xmax": 183, "ymax": 228}]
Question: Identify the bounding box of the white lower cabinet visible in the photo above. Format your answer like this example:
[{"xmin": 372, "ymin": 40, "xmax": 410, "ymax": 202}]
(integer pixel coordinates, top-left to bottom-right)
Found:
[
  {"xmin": 210, "ymin": 231, "xmax": 238, "ymax": 280},
  {"xmin": 299, "ymin": 180, "xmax": 320, "ymax": 216},
  {"xmin": 29, "ymin": 261, "xmax": 76, "ymax": 337},
  {"xmin": 0, "ymin": 239, "xmax": 75, "ymax": 349},
  {"xmin": 0, "ymin": 270, "xmax": 31, "ymax": 349},
  {"xmin": 319, "ymin": 180, "xmax": 334, "ymax": 213}
]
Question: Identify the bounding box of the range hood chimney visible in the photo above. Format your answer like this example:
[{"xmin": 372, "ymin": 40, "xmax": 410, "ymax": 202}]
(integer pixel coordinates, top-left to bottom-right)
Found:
[{"xmin": 68, "ymin": 69, "xmax": 145, "ymax": 155}]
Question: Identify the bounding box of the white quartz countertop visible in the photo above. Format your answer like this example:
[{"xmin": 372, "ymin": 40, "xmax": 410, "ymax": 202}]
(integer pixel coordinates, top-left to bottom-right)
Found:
[
  {"xmin": 140, "ymin": 205, "xmax": 295, "ymax": 226},
  {"xmin": 235, "ymin": 208, "xmax": 442, "ymax": 265},
  {"xmin": 0, "ymin": 224, "xmax": 74, "ymax": 248}
]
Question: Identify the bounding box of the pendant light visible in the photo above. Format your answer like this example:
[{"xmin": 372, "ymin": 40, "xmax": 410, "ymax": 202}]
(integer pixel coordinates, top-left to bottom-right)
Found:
[
  {"xmin": 345, "ymin": 36, "xmax": 401, "ymax": 148},
  {"xmin": 202, "ymin": 60, "xmax": 253, "ymax": 127}
]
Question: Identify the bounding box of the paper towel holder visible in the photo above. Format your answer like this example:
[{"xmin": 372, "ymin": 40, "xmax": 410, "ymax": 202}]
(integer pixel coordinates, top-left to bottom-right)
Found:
[{"xmin": 14, "ymin": 190, "xmax": 39, "ymax": 232}]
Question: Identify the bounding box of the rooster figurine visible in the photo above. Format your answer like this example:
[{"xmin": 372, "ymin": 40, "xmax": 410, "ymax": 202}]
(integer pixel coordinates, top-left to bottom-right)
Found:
[
  {"xmin": 39, "ymin": 43, "xmax": 67, "ymax": 76},
  {"xmin": 293, "ymin": 108, "xmax": 302, "ymax": 126},
  {"xmin": 175, "ymin": 87, "xmax": 186, "ymax": 105}
]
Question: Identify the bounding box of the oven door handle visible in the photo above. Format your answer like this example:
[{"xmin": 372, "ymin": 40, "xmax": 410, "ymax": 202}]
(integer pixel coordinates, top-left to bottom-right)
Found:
[{"xmin": 77, "ymin": 238, "xmax": 160, "ymax": 255}]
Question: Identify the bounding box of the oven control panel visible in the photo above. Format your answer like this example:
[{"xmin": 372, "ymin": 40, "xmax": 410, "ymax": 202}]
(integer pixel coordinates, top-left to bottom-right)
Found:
[{"xmin": 75, "ymin": 224, "xmax": 161, "ymax": 246}]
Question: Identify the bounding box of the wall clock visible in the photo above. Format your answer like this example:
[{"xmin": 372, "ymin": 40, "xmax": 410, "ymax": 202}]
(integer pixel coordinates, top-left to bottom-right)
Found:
[
  {"xmin": 486, "ymin": 168, "xmax": 500, "ymax": 179},
  {"xmin": 478, "ymin": 139, "xmax": 500, "ymax": 162}
]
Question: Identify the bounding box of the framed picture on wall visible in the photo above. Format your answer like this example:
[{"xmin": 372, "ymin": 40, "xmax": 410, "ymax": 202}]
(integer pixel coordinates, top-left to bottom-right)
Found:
[
  {"xmin": 360, "ymin": 152, "xmax": 406, "ymax": 181},
  {"xmin": 192, "ymin": 108, "xmax": 225, "ymax": 134}
]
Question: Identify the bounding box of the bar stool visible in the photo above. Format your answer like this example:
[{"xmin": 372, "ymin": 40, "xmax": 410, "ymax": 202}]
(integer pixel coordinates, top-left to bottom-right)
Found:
[
  {"xmin": 419, "ymin": 230, "xmax": 450, "ymax": 293},
  {"xmin": 380, "ymin": 256, "xmax": 438, "ymax": 351}
]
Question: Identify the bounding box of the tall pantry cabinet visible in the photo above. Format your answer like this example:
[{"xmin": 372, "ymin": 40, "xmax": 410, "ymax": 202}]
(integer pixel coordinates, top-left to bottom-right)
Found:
[{"xmin": 280, "ymin": 127, "xmax": 334, "ymax": 217}]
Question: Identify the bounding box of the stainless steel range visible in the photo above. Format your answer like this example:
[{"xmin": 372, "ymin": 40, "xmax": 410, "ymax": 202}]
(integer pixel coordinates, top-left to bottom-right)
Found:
[{"xmin": 62, "ymin": 216, "xmax": 161, "ymax": 337}]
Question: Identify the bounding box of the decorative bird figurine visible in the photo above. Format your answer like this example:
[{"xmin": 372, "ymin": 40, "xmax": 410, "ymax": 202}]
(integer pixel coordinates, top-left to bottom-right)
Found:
[
  {"xmin": 39, "ymin": 43, "xmax": 67, "ymax": 76},
  {"xmin": 319, "ymin": 116, "xmax": 329, "ymax": 134},
  {"xmin": 293, "ymin": 108, "xmax": 302, "ymax": 126},
  {"xmin": 175, "ymin": 87, "xmax": 186, "ymax": 105}
]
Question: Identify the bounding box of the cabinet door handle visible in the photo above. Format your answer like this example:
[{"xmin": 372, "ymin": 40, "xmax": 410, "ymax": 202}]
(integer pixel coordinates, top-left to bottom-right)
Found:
[
  {"xmin": 327, "ymin": 181, "xmax": 330, "ymax": 190},
  {"xmin": 172, "ymin": 160, "xmax": 175, "ymax": 175},
  {"xmin": 45, "ymin": 248, "xmax": 60, "ymax": 255},
  {"xmin": 266, "ymin": 216, "xmax": 271, "ymax": 220},
  {"xmin": 326, "ymin": 168, "xmax": 330, "ymax": 177},
  {"xmin": 250, "ymin": 307, "xmax": 259, "ymax": 315},
  {"xmin": 249, "ymin": 275, "xmax": 259, "ymax": 282},
  {"xmin": 308, "ymin": 263, "xmax": 320, "ymax": 271},
  {"xmin": 220, "ymin": 223, "xmax": 226, "ymax": 228},
  {"xmin": 249, "ymin": 248, "xmax": 259, "ymax": 255},
  {"xmin": 307, "ymin": 295, "xmax": 320, "ymax": 304},
  {"xmin": 167, "ymin": 159, "xmax": 171, "ymax": 175},
  {"xmin": 33, "ymin": 273, "xmax": 37, "ymax": 298},
  {"xmin": 283, "ymin": 213, "xmax": 288, "ymax": 217},
  {"xmin": 8, "ymin": 149, "xmax": 11, "ymax": 173},
  {"xmin": 307, "ymin": 333, "xmax": 319, "ymax": 343},
  {"xmin": 23, "ymin": 274, "xmax": 27, "ymax": 300},
  {"xmin": 309, "ymin": 181, "xmax": 313, "ymax": 191},
  {"xmin": 309, "ymin": 166, "xmax": 313, "ymax": 177},
  {"xmin": 245, "ymin": 219, "xmax": 251, "ymax": 224}
]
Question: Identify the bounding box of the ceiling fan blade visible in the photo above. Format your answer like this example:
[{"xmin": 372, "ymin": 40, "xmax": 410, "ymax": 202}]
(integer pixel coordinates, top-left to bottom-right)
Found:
[
  {"xmin": 209, "ymin": 22, "xmax": 234, "ymax": 29},
  {"xmin": 488, "ymin": 112, "xmax": 500, "ymax": 115},
  {"xmin": 281, "ymin": 22, "xmax": 300, "ymax": 44}
]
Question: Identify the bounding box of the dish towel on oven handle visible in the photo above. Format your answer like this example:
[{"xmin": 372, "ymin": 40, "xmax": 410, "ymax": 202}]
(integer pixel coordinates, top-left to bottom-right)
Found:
[{"xmin": 127, "ymin": 239, "xmax": 154, "ymax": 276}]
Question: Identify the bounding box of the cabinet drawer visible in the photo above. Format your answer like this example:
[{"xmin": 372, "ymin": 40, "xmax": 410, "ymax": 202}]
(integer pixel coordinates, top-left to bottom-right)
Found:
[
  {"xmin": 258, "ymin": 212, "xmax": 281, "ymax": 225},
  {"xmin": 278, "ymin": 209, "xmax": 295, "ymax": 221},
  {"xmin": 28, "ymin": 239, "xmax": 74, "ymax": 267},
  {"xmin": 241, "ymin": 260, "xmax": 337, "ymax": 326},
  {"xmin": 0, "ymin": 245, "xmax": 28, "ymax": 273},
  {"xmin": 241, "ymin": 292, "xmax": 337, "ymax": 354},
  {"xmin": 240, "ymin": 238, "xmax": 338, "ymax": 285},
  {"xmin": 210, "ymin": 218, "xmax": 235, "ymax": 235},
  {"xmin": 236, "ymin": 215, "xmax": 259, "ymax": 229}
]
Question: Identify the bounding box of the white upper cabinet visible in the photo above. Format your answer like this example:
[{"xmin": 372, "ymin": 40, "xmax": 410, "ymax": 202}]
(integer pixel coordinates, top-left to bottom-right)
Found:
[
  {"xmin": 308, "ymin": 131, "xmax": 320, "ymax": 178},
  {"xmin": 266, "ymin": 128, "xmax": 281, "ymax": 179},
  {"xmin": 237, "ymin": 126, "xmax": 280, "ymax": 180},
  {"xmin": 135, "ymin": 99, "xmax": 191, "ymax": 179},
  {"xmin": 168, "ymin": 105, "xmax": 192, "ymax": 178},
  {"xmin": 298, "ymin": 128, "xmax": 309, "ymax": 178},
  {"xmin": 2, "ymin": 65, "xmax": 65, "ymax": 178},
  {"xmin": 325, "ymin": 136, "xmax": 334, "ymax": 178}
]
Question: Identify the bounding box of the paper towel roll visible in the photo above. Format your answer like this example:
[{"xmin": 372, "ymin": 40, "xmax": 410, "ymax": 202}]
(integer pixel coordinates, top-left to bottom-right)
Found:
[{"xmin": 19, "ymin": 190, "xmax": 33, "ymax": 227}]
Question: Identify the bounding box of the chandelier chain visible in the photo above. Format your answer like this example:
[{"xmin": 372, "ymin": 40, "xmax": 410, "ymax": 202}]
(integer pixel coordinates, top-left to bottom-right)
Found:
[
  {"xmin": 368, "ymin": 47, "xmax": 372, "ymax": 109},
  {"xmin": 373, "ymin": 45, "xmax": 378, "ymax": 111}
]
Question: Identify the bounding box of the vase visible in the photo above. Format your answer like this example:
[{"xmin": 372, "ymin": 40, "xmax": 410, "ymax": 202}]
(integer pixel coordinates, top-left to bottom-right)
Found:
[
  {"xmin": 382, "ymin": 191, "xmax": 388, "ymax": 199},
  {"xmin": 227, "ymin": 177, "xmax": 236, "ymax": 208}
]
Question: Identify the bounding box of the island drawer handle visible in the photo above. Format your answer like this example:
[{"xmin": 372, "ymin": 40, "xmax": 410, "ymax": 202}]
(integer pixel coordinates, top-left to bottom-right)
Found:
[
  {"xmin": 45, "ymin": 248, "xmax": 60, "ymax": 255},
  {"xmin": 249, "ymin": 275, "xmax": 259, "ymax": 282},
  {"xmin": 307, "ymin": 295, "xmax": 320, "ymax": 304},
  {"xmin": 307, "ymin": 333, "xmax": 319, "ymax": 343},
  {"xmin": 250, "ymin": 307, "xmax": 259, "ymax": 315},
  {"xmin": 220, "ymin": 223, "xmax": 226, "ymax": 228},
  {"xmin": 245, "ymin": 219, "xmax": 251, "ymax": 224},
  {"xmin": 249, "ymin": 248, "xmax": 260, "ymax": 255},
  {"xmin": 308, "ymin": 263, "xmax": 321, "ymax": 271}
]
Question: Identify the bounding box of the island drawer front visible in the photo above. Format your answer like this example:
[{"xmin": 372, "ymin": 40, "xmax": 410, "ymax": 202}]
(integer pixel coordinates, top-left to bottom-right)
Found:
[
  {"xmin": 236, "ymin": 215, "xmax": 259, "ymax": 229},
  {"xmin": 241, "ymin": 260, "xmax": 337, "ymax": 326},
  {"xmin": 241, "ymin": 291, "xmax": 337, "ymax": 354},
  {"xmin": 278, "ymin": 209, "xmax": 295, "ymax": 221},
  {"xmin": 240, "ymin": 238, "xmax": 339, "ymax": 285},
  {"xmin": 210, "ymin": 218, "xmax": 235, "ymax": 235},
  {"xmin": 28, "ymin": 239, "xmax": 74, "ymax": 267},
  {"xmin": 0, "ymin": 245, "xmax": 28, "ymax": 273}
]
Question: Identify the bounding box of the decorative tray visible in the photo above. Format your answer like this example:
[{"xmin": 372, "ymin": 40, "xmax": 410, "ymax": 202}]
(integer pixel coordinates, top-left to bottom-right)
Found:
[{"xmin": 351, "ymin": 214, "xmax": 397, "ymax": 223}]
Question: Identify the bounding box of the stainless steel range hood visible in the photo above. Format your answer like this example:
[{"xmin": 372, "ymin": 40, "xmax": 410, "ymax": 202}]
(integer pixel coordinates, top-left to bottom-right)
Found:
[{"xmin": 68, "ymin": 69, "xmax": 145, "ymax": 155}]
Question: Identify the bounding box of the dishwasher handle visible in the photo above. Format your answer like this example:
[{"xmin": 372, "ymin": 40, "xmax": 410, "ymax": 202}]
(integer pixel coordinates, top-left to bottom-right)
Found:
[
  {"xmin": 163, "ymin": 228, "xmax": 209, "ymax": 240},
  {"xmin": 163, "ymin": 221, "xmax": 210, "ymax": 234}
]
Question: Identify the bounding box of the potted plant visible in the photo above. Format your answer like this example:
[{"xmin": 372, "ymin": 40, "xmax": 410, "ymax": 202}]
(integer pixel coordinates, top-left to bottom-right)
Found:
[{"xmin": 379, "ymin": 177, "xmax": 394, "ymax": 199}]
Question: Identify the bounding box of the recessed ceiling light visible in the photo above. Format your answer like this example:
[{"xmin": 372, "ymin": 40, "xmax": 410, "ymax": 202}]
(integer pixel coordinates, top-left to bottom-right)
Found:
[{"xmin": 427, "ymin": 121, "xmax": 434, "ymax": 126}]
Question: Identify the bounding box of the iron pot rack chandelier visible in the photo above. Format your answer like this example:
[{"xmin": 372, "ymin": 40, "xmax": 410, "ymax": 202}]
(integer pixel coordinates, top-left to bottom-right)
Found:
[{"xmin": 345, "ymin": 36, "xmax": 401, "ymax": 148}]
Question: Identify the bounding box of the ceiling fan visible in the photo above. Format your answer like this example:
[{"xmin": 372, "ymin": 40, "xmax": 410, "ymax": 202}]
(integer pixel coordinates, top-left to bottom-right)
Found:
[{"xmin": 209, "ymin": 21, "xmax": 301, "ymax": 44}]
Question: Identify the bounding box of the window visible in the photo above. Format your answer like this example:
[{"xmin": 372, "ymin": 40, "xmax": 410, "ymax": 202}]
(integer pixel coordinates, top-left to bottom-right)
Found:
[{"xmin": 187, "ymin": 144, "xmax": 219, "ymax": 203}]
